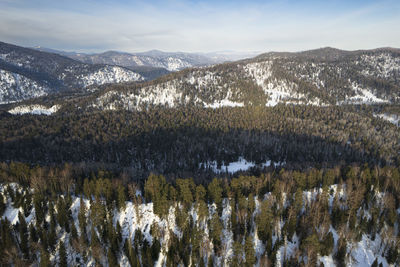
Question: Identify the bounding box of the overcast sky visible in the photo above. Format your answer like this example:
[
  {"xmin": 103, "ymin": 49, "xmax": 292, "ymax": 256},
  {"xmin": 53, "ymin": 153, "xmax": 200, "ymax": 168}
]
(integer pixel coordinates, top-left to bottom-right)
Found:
[{"xmin": 0, "ymin": 0, "xmax": 399, "ymax": 53}]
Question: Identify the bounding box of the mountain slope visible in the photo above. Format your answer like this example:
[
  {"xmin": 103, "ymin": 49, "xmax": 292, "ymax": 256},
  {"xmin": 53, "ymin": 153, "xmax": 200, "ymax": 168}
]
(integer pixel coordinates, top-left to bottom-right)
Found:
[
  {"xmin": 0, "ymin": 42, "xmax": 144, "ymax": 104},
  {"xmin": 67, "ymin": 47, "xmax": 400, "ymax": 112}
]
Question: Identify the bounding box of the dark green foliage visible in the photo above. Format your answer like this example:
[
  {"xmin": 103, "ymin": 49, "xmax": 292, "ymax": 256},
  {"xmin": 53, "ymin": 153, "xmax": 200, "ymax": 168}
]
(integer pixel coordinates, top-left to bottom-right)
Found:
[
  {"xmin": 107, "ymin": 248, "xmax": 118, "ymax": 267},
  {"xmin": 320, "ymin": 232, "xmax": 334, "ymax": 256},
  {"xmin": 0, "ymin": 194, "xmax": 5, "ymax": 215},
  {"xmin": 334, "ymin": 238, "xmax": 347, "ymax": 267},
  {"xmin": 386, "ymin": 244, "xmax": 399, "ymax": 265},
  {"xmin": 300, "ymin": 233, "xmax": 320, "ymax": 265},
  {"xmin": 117, "ymin": 184, "xmax": 126, "ymax": 211},
  {"xmin": 78, "ymin": 197, "xmax": 87, "ymax": 243},
  {"xmin": 59, "ymin": 241, "xmax": 67, "ymax": 267},
  {"xmin": 124, "ymin": 238, "xmax": 139, "ymax": 267},
  {"xmin": 151, "ymin": 238, "xmax": 161, "ymax": 262},
  {"xmin": 33, "ymin": 193, "xmax": 45, "ymax": 227},
  {"xmin": 176, "ymin": 178, "xmax": 195, "ymax": 208},
  {"xmin": 257, "ymin": 200, "xmax": 273, "ymax": 244},
  {"xmin": 56, "ymin": 197, "xmax": 68, "ymax": 229},
  {"xmin": 48, "ymin": 214, "xmax": 57, "ymax": 251},
  {"xmin": 144, "ymin": 174, "xmax": 169, "ymax": 217},
  {"xmin": 18, "ymin": 211, "xmax": 29, "ymax": 258},
  {"xmin": 0, "ymin": 161, "xmax": 400, "ymax": 266},
  {"xmin": 209, "ymin": 212, "xmax": 223, "ymax": 254},
  {"xmin": 208, "ymin": 178, "xmax": 223, "ymax": 213},
  {"xmin": 245, "ymin": 236, "xmax": 256, "ymax": 267},
  {"xmin": 1, "ymin": 105, "xmax": 398, "ymax": 181},
  {"xmin": 29, "ymin": 223, "xmax": 38, "ymax": 243},
  {"xmin": 371, "ymin": 258, "xmax": 378, "ymax": 267},
  {"xmin": 39, "ymin": 247, "xmax": 50, "ymax": 267}
]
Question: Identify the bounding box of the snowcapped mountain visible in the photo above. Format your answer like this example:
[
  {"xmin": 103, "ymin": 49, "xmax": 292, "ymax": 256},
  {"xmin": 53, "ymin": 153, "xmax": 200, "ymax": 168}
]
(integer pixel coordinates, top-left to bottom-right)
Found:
[
  {"xmin": 0, "ymin": 42, "xmax": 144, "ymax": 104},
  {"xmin": 77, "ymin": 47, "xmax": 400, "ymax": 111},
  {"xmin": 33, "ymin": 47, "xmax": 260, "ymax": 72},
  {"xmin": 4, "ymin": 44, "xmax": 400, "ymax": 110},
  {"xmin": 67, "ymin": 50, "xmax": 211, "ymax": 72}
]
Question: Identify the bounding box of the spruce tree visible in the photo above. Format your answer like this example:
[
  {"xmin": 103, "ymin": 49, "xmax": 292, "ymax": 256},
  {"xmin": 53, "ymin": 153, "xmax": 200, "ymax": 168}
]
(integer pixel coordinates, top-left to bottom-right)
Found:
[
  {"xmin": 56, "ymin": 197, "xmax": 68, "ymax": 229},
  {"xmin": 29, "ymin": 223, "xmax": 38, "ymax": 243},
  {"xmin": 59, "ymin": 241, "xmax": 67, "ymax": 267},
  {"xmin": 78, "ymin": 197, "xmax": 87, "ymax": 243},
  {"xmin": 107, "ymin": 248, "xmax": 118, "ymax": 267},
  {"xmin": 18, "ymin": 211, "xmax": 29, "ymax": 258},
  {"xmin": 117, "ymin": 185, "xmax": 127, "ymax": 211},
  {"xmin": 39, "ymin": 247, "xmax": 50, "ymax": 267},
  {"xmin": 245, "ymin": 236, "xmax": 255, "ymax": 267},
  {"xmin": 0, "ymin": 194, "xmax": 5, "ymax": 215}
]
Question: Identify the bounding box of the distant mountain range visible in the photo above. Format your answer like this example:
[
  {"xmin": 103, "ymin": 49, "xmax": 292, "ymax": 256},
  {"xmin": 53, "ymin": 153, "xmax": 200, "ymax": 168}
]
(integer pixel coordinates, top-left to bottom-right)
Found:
[
  {"xmin": 1, "ymin": 41, "xmax": 400, "ymax": 109},
  {"xmin": 33, "ymin": 46, "xmax": 260, "ymax": 72}
]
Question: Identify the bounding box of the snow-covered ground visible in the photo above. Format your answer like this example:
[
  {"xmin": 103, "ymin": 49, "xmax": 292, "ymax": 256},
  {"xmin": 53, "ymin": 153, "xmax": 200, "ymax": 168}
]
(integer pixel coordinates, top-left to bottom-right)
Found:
[
  {"xmin": 0, "ymin": 182, "xmax": 396, "ymax": 267},
  {"xmin": 339, "ymin": 82, "xmax": 389, "ymax": 105},
  {"xmin": 8, "ymin": 104, "xmax": 60, "ymax": 115},
  {"xmin": 201, "ymin": 157, "xmax": 285, "ymax": 173},
  {"xmin": 374, "ymin": 113, "xmax": 400, "ymax": 127}
]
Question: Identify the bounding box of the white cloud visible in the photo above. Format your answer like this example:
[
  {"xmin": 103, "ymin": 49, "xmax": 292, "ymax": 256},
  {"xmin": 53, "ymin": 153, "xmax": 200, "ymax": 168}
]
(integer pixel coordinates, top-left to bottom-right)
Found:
[{"xmin": 0, "ymin": 0, "xmax": 399, "ymax": 53}]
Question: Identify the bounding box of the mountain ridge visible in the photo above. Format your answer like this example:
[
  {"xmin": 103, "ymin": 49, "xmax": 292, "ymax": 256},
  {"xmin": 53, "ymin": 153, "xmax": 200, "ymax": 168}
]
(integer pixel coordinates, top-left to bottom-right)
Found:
[
  {"xmin": 0, "ymin": 41, "xmax": 144, "ymax": 104},
  {"xmin": 2, "ymin": 42, "xmax": 400, "ymax": 109}
]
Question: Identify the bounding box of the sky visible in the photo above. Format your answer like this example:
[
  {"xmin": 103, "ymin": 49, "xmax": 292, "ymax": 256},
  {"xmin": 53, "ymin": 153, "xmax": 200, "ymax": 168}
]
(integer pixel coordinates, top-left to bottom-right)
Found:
[{"xmin": 0, "ymin": 0, "xmax": 399, "ymax": 53}]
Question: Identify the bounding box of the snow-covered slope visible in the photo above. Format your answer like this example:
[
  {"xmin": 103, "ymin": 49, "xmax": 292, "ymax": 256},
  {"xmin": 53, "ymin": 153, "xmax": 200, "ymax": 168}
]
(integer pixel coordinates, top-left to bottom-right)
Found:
[
  {"xmin": 3, "ymin": 43, "xmax": 400, "ymax": 109},
  {"xmin": 0, "ymin": 41, "xmax": 144, "ymax": 104},
  {"xmin": 78, "ymin": 66, "xmax": 143, "ymax": 87},
  {"xmin": 0, "ymin": 69, "xmax": 49, "ymax": 104},
  {"xmin": 81, "ymin": 48, "xmax": 400, "ymax": 111}
]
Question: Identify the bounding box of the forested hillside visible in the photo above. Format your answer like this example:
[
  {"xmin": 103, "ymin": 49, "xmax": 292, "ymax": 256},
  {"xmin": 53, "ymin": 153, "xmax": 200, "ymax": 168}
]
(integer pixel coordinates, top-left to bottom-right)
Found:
[
  {"xmin": 61, "ymin": 47, "xmax": 400, "ymax": 112},
  {"xmin": 0, "ymin": 163, "xmax": 399, "ymax": 266},
  {"xmin": 1, "ymin": 105, "xmax": 399, "ymax": 180}
]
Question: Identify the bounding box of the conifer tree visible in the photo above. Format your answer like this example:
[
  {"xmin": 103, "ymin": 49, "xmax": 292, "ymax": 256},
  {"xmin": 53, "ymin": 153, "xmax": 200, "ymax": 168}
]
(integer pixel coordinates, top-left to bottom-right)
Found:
[
  {"xmin": 107, "ymin": 248, "xmax": 118, "ymax": 267},
  {"xmin": 0, "ymin": 194, "xmax": 5, "ymax": 215},
  {"xmin": 56, "ymin": 197, "xmax": 68, "ymax": 229},
  {"xmin": 208, "ymin": 178, "xmax": 223, "ymax": 208},
  {"xmin": 117, "ymin": 184, "xmax": 126, "ymax": 211},
  {"xmin": 256, "ymin": 200, "xmax": 273, "ymax": 243},
  {"xmin": 245, "ymin": 235, "xmax": 255, "ymax": 267},
  {"xmin": 39, "ymin": 247, "xmax": 50, "ymax": 267},
  {"xmin": 29, "ymin": 223, "xmax": 38, "ymax": 243},
  {"xmin": 59, "ymin": 241, "xmax": 67, "ymax": 267},
  {"xmin": 78, "ymin": 197, "xmax": 87, "ymax": 242},
  {"xmin": 48, "ymin": 215, "xmax": 57, "ymax": 251},
  {"xmin": 33, "ymin": 193, "xmax": 45, "ymax": 226},
  {"xmin": 210, "ymin": 212, "xmax": 222, "ymax": 254},
  {"xmin": 18, "ymin": 211, "xmax": 29, "ymax": 258}
]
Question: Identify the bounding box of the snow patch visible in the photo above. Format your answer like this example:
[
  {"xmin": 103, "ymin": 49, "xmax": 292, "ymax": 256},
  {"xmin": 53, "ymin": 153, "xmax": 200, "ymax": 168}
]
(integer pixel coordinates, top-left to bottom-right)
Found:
[
  {"xmin": 201, "ymin": 157, "xmax": 284, "ymax": 173},
  {"xmin": 79, "ymin": 66, "xmax": 143, "ymax": 87},
  {"xmin": 8, "ymin": 104, "xmax": 60, "ymax": 115},
  {"xmin": 374, "ymin": 113, "xmax": 400, "ymax": 127},
  {"xmin": 339, "ymin": 82, "xmax": 389, "ymax": 104}
]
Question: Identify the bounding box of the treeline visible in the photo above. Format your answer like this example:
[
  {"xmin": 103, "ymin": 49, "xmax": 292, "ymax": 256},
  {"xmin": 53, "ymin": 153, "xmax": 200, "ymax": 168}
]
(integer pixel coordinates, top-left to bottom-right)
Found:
[
  {"xmin": 1, "ymin": 106, "xmax": 399, "ymax": 180},
  {"xmin": 1, "ymin": 162, "xmax": 399, "ymax": 266}
]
